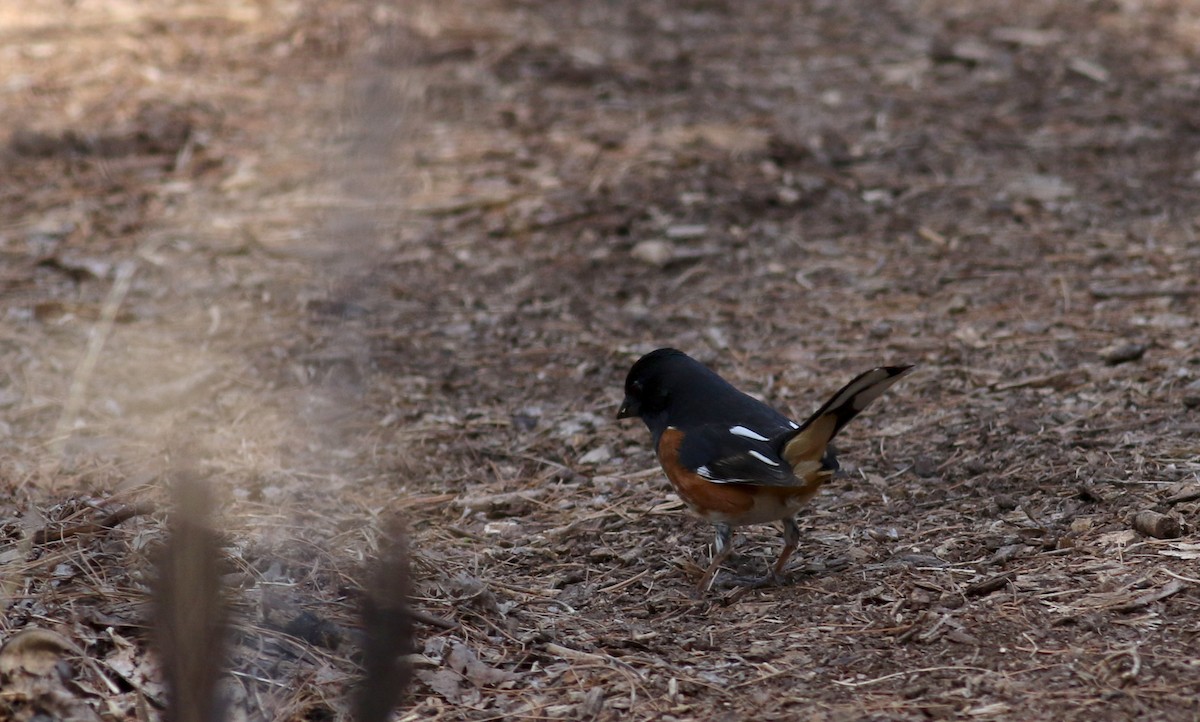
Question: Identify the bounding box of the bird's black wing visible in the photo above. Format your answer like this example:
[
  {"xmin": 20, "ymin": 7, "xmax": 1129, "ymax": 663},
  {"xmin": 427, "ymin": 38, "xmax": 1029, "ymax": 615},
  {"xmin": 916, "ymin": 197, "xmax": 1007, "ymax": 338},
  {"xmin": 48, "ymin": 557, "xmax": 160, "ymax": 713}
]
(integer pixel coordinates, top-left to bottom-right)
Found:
[{"xmin": 676, "ymin": 424, "xmax": 802, "ymax": 487}]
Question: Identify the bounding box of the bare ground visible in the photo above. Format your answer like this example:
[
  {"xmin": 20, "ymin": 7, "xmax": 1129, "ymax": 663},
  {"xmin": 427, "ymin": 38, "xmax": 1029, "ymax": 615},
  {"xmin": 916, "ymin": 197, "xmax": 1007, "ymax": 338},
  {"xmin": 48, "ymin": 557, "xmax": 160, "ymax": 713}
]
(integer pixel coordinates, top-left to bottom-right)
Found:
[{"xmin": 2, "ymin": 1, "xmax": 1200, "ymax": 720}]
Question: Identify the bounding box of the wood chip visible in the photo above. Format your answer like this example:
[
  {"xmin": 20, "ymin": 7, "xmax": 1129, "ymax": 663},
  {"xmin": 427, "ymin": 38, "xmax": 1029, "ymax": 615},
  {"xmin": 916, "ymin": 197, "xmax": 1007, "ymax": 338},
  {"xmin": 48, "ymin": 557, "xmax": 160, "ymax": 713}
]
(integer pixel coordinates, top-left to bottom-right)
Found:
[
  {"xmin": 1113, "ymin": 579, "xmax": 1187, "ymax": 612},
  {"xmin": 964, "ymin": 571, "xmax": 1018, "ymax": 597},
  {"xmin": 1068, "ymin": 58, "xmax": 1110, "ymax": 83},
  {"xmin": 1133, "ymin": 510, "xmax": 1181, "ymax": 539}
]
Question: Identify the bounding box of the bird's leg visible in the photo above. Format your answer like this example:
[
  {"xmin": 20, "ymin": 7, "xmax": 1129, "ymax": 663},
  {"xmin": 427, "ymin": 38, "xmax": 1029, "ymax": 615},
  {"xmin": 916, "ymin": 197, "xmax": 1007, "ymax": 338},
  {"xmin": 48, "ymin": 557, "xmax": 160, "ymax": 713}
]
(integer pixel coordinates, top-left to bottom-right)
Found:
[
  {"xmin": 769, "ymin": 516, "xmax": 801, "ymax": 582},
  {"xmin": 695, "ymin": 522, "xmax": 733, "ymax": 593},
  {"xmin": 730, "ymin": 516, "xmax": 800, "ymax": 589}
]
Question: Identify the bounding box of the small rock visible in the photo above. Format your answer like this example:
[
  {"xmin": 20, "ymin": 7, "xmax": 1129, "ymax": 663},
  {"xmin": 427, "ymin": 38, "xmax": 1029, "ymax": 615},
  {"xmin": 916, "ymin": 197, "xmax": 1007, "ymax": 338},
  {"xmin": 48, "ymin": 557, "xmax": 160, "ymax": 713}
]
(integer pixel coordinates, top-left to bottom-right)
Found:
[
  {"xmin": 630, "ymin": 240, "xmax": 675, "ymax": 267},
  {"xmin": 868, "ymin": 322, "xmax": 892, "ymax": 339},
  {"xmin": 1005, "ymin": 174, "xmax": 1075, "ymax": 203},
  {"xmin": 777, "ymin": 186, "xmax": 802, "ymax": 205},
  {"xmin": 664, "ymin": 224, "xmax": 707, "ymax": 240},
  {"xmin": 579, "ymin": 446, "xmax": 611, "ymax": 465},
  {"xmin": 1102, "ymin": 342, "xmax": 1148, "ymax": 365}
]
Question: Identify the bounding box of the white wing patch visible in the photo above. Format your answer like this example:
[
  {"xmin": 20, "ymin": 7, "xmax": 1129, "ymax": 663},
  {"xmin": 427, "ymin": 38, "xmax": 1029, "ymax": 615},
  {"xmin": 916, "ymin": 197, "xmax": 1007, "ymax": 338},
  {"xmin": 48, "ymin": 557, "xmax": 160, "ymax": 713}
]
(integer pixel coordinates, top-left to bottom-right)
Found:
[
  {"xmin": 788, "ymin": 421, "xmax": 799, "ymax": 429},
  {"xmin": 747, "ymin": 450, "xmax": 780, "ymax": 467},
  {"xmin": 696, "ymin": 465, "xmax": 715, "ymax": 479},
  {"xmin": 729, "ymin": 425, "xmax": 770, "ymax": 442}
]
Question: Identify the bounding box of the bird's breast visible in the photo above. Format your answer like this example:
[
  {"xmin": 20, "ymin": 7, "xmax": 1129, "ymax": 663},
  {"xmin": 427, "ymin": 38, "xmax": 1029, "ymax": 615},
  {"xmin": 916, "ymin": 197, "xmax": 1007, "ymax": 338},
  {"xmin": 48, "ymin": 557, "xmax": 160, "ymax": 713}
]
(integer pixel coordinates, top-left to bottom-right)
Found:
[{"xmin": 656, "ymin": 427, "xmax": 825, "ymax": 526}]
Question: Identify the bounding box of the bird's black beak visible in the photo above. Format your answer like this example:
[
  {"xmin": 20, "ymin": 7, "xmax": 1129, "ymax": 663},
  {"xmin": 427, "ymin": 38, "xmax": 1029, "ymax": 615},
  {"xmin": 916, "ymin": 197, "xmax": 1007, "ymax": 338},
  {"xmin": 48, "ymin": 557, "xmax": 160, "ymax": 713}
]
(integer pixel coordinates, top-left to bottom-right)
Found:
[{"xmin": 616, "ymin": 397, "xmax": 639, "ymax": 420}]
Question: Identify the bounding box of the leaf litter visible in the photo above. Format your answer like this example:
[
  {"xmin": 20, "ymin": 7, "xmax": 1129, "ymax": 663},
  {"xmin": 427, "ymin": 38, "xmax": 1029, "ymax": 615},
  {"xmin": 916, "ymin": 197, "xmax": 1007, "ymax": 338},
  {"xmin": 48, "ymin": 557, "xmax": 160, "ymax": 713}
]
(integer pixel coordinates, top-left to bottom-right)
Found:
[{"xmin": 2, "ymin": 1, "xmax": 1200, "ymax": 721}]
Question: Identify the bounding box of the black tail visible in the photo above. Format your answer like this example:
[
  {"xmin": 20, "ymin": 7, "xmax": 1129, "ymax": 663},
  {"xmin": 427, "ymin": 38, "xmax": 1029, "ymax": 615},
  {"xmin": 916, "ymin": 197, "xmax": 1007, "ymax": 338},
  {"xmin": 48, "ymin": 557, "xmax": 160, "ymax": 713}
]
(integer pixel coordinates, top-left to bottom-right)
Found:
[{"xmin": 780, "ymin": 365, "xmax": 914, "ymax": 469}]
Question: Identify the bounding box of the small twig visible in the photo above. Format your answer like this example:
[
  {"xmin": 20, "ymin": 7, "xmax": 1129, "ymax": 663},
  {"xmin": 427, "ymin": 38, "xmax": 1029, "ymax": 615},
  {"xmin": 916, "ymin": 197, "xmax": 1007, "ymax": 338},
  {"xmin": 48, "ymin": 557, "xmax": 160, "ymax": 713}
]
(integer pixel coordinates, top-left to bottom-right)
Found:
[
  {"xmin": 1159, "ymin": 568, "xmax": 1200, "ymax": 585},
  {"xmin": 1089, "ymin": 285, "xmax": 1200, "ymax": 300},
  {"xmin": 834, "ymin": 665, "xmax": 999, "ymax": 688},
  {"xmin": 411, "ymin": 608, "xmax": 458, "ymax": 630},
  {"xmin": 543, "ymin": 642, "xmax": 643, "ymax": 677},
  {"xmin": 597, "ymin": 568, "xmax": 651, "ymax": 595},
  {"xmin": 32, "ymin": 503, "xmax": 154, "ymax": 545},
  {"xmin": 1163, "ymin": 488, "xmax": 1200, "ymax": 505},
  {"xmin": 228, "ymin": 669, "xmax": 291, "ymax": 688},
  {"xmin": 728, "ymin": 663, "xmax": 795, "ymax": 690},
  {"xmin": 453, "ymin": 488, "xmax": 549, "ymax": 512},
  {"xmin": 991, "ymin": 370, "xmax": 1087, "ymax": 392},
  {"xmin": 840, "ymin": 624, "xmax": 918, "ymax": 636},
  {"xmin": 964, "ymin": 571, "xmax": 1019, "ymax": 597},
  {"xmin": 1075, "ymin": 413, "xmax": 1176, "ymax": 436},
  {"xmin": 1113, "ymin": 579, "xmax": 1187, "ymax": 613},
  {"xmin": 411, "ymin": 194, "xmax": 518, "ymax": 217},
  {"xmin": 895, "ymin": 615, "xmax": 926, "ymax": 644}
]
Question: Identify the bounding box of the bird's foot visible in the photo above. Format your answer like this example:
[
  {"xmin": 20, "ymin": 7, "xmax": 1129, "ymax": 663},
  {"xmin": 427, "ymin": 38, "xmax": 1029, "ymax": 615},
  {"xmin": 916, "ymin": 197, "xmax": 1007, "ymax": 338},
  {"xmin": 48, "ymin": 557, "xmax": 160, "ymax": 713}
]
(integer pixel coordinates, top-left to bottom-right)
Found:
[{"xmin": 715, "ymin": 569, "xmax": 790, "ymax": 590}]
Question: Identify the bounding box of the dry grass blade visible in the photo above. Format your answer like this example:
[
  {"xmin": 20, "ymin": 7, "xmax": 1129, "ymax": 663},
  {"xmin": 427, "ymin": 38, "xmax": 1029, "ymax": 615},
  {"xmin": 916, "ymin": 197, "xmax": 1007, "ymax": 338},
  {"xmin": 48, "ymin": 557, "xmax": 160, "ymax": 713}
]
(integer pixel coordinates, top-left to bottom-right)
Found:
[
  {"xmin": 49, "ymin": 261, "xmax": 136, "ymax": 461},
  {"xmin": 154, "ymin": 473, "xmax": 227, "ymax": 722},
  {"xmin": 355, "ymin": 516, "xmax": 414, "ymax": 722}
]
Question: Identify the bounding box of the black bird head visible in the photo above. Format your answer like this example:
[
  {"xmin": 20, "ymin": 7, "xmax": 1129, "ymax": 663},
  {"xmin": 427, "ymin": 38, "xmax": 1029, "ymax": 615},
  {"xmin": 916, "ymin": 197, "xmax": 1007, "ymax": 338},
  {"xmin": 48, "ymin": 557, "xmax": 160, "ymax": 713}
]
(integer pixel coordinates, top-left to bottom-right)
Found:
[
  {"xmin": 617, "ymin": 348, "xmax": 687, "ymax": 422},
  {"xmin": 618, "ymin": 348, "xmax": 754, "ymax": 443}
]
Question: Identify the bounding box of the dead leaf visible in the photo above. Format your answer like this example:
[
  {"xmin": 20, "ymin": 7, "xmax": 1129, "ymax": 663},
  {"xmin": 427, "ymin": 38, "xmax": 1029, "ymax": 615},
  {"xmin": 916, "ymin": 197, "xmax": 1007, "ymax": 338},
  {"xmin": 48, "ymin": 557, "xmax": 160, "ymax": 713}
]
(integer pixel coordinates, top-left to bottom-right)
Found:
[
  {"xmin": 415, "ymin": 668, "xmax": 465, "ymax": 703},
  {"xmin": 0, "ymin": 628, "xmax": 103, "ymax": 722},
  {"xmin": 1095, "ymin": 530, "xmax": 1140, "ymax": 548},
  {"xmin": 447, "ymin": 643, "xmax": 519, "ymax": 686},
  {"xmin": 1160, "ymin": 542, "xmax": 1200, "ymax": 560},
  {"xmin": 0, "ymin": 628, "xmax": 76, "ymax": 676}
]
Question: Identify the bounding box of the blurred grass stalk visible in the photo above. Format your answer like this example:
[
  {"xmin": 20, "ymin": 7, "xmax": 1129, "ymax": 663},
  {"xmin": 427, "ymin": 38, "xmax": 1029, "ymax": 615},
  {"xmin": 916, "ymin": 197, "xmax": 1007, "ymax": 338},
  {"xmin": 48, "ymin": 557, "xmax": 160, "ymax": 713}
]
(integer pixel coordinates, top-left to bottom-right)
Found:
[
  {"xmin": 154, "ymin": 472, "xmax": 227, "ymax": 722},
  {"xmin": 355, "ymin": 517, "xmax": 414, "ymax": 722}
]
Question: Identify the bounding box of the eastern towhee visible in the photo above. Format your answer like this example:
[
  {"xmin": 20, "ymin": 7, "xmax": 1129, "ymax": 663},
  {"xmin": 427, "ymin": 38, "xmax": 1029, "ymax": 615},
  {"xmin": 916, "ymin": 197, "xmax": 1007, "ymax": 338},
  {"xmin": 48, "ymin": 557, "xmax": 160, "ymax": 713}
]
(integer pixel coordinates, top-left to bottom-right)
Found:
[{"xmin": 618, "ymin": 348, "xmax": 912, "ymax": 592}]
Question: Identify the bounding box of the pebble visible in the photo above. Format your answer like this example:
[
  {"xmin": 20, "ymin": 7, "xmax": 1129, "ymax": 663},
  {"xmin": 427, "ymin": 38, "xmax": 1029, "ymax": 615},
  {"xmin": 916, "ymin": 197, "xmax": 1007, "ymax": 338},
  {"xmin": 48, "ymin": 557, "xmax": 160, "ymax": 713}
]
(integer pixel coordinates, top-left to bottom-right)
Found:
[
  {"xmin": 1102, "ymin": 342, "xmax": 1148, "ymax": 365},
  {"xmin": 630, "ymin": 239, "xmax": 675, "ymax": 266}
]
